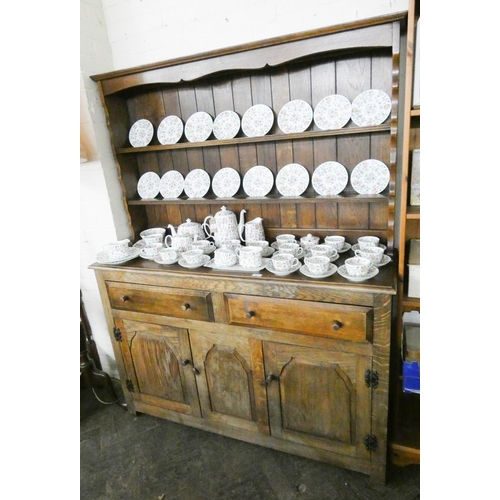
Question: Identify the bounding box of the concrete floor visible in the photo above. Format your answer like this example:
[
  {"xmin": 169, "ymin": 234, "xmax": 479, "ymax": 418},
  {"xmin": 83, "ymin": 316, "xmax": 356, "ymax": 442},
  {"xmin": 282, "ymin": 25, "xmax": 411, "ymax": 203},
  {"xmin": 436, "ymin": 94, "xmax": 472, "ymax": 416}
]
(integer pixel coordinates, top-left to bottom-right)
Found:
[{"xmin": 80, "ymin": 383, "xmax": 420, "ymax": 500}]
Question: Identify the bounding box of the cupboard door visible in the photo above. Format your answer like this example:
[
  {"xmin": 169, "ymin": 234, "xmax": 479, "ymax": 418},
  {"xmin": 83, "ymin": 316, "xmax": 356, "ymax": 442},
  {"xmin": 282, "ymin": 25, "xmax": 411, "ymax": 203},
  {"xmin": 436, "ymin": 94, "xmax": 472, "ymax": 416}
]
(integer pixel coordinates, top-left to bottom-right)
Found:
[
  {"xmin": 263, "ymin": 341, "xmax": 371, "ymax": 460},
  {"xmin": 189, "ymin": 329, "xmax": 269, "ymax": 435},
  {"xmin": 115, "ymin": 318, "xmax": 201, "ymax": 417}
]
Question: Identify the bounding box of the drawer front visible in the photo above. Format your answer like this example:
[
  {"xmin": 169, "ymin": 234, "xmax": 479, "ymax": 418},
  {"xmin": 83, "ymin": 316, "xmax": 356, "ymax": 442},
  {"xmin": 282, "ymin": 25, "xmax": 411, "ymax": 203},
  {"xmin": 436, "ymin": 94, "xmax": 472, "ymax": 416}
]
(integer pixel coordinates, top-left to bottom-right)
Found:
[
  {"xmin": 107, "ymin": 282, "xmax": 212, "ymax": 321},
  {"xmin": 225, "ymin": 294, "xmax": 371, "ymax": 342}
]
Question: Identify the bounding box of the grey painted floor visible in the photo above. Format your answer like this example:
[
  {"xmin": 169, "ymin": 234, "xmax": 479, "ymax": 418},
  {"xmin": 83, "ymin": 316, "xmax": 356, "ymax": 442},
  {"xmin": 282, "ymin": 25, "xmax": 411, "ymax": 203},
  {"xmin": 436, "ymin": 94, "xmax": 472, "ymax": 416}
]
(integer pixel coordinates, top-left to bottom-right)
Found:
[{"xmin": 80, "ymin": 383, "xmax": 420, "ymax": 500}]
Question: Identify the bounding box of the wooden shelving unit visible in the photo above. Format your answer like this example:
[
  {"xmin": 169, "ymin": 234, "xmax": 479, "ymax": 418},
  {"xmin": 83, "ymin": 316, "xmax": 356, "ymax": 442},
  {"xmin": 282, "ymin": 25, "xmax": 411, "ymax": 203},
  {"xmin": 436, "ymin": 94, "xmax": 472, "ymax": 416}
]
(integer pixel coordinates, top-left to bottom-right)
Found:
[{"xmin": 389, "ymin": 0, "xmax": 420, "ymax": 467}]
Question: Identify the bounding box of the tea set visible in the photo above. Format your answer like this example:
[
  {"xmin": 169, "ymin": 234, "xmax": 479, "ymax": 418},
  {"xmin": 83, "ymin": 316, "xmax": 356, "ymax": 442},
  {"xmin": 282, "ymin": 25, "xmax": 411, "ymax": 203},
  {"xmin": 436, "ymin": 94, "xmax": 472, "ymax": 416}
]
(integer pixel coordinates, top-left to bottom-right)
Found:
[{"xmin": 97, "ymin": 205, "xmax": 390, "ymax": 281}]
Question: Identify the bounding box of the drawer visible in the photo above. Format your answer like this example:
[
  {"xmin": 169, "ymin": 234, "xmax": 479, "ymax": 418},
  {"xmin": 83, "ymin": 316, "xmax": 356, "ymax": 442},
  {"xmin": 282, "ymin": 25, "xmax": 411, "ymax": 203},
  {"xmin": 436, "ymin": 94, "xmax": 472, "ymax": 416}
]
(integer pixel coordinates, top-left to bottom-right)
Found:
[
  {"xmin": 107, "ymin": 282, "xmax": 212, "ymax": 322},
  {"xmin": 225, "ymin": 294, "xmax": 372, "ymax": 342}
]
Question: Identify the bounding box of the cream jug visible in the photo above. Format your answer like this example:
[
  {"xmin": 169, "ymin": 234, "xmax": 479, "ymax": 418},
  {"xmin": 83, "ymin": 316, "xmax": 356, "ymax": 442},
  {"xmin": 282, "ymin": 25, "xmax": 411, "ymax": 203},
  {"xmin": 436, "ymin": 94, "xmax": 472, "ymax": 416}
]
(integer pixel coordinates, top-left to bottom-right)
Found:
[
  {"xmin": 203, "ymin": 206, "xmax": 244, "ymax": 247},
  {"xmin": 168, "ymin": 218, "xmax": 205, "ymax": 241},
  {"xmin": 238, "ymin": 209, "xmax": 265, "ymax": 243}
]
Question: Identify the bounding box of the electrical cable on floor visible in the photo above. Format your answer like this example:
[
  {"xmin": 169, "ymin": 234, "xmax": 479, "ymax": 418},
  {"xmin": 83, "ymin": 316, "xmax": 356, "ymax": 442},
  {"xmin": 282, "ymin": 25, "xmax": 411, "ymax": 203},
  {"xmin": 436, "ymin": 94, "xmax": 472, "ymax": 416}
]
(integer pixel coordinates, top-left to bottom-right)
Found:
[{"xmin": 88, "ymin": 376, "xmax": 124, "ymax": 405}]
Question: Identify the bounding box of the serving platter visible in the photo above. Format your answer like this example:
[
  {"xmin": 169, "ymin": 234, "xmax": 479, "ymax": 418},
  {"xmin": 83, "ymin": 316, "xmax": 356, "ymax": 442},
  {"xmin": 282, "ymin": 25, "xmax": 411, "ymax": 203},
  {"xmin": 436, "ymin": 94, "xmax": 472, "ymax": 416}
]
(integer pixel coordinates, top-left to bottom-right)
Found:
[
  {"xmin": 184, "ymin": 111, "xmax": 213, "ymax": 142},
  {"xmin": 213, "ymin": 110, "xmax": 240, "ymax": 140},
  {"xmin": 241, "ymin": 104, "xmax": 274, "ymax": 137},
  {"xmin": 350, "ymin": 159, "xmax": 390, "ymax": 194},
  {"xmin": 351, "ymin": 89, "xmax": 391, "ymax": 126},
  {"xmin": 313, "ymin": 94, "xmax": 351, "ymax": 130},
  {"xmin": 129, "ymin": 119, "xmax": 154, "ymax": 147},
  {"xmin": 157, "ymin": 115, "xmax": 184, "ymax": 145},
  {"xmin": 277, "ymin": 100, "xmax": 313, "ymax": 133},
  {"xmin": 242, "ymin": 165, "xmax": 274, "ymax": 197},
  {"xmin": 159, "ymin": 170, "xmax": 184, "ymax": 199},
  {"xmin": 137, "ymin": 172, "xmax": 160, "ymax": 199},
  {"xmin": 276, "ymin": 163, "xmax": 310, "ymax": 196},
  {"xmin": 212, "ymin": 167, "xmax": 241, "ymax": 198},
  {"xmin": 311, "ymin": 161, "xmax": 349, "ymax": 195},
  {"xmin": 184, "ymin": 169, "xmax": 211, "ymax": 198}
]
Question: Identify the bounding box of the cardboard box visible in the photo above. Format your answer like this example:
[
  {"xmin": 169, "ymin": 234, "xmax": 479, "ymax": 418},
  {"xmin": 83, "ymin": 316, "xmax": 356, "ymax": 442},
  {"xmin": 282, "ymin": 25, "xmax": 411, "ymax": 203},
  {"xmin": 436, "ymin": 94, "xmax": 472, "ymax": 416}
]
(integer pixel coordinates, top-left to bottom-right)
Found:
[
  {"xmin": 410, "ymin": 149, "xmax": 420, "ymax": 206},
  {"xmin": 407, "ymin": 239, "xmax": 420, "ymax": 298}
]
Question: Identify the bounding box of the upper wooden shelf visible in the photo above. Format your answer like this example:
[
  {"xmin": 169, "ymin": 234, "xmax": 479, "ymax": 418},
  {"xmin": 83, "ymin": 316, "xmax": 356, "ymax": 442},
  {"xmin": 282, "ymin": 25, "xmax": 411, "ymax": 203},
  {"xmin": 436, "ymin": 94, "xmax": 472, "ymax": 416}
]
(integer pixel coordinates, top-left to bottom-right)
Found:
[
  {"xmin": 117, "ymin": 124, "xmax": 391, "ymax": 154},
  {"xmin": 406, "ymin": 206, "xmax": 420, "ymax": 219},
  {"xmin": 410, "ymin": 107, "xmax": 420, "ymax": 117},
  {"xmin": 128, "ymin": 192, "xmax": 390, "ymax": 206}
]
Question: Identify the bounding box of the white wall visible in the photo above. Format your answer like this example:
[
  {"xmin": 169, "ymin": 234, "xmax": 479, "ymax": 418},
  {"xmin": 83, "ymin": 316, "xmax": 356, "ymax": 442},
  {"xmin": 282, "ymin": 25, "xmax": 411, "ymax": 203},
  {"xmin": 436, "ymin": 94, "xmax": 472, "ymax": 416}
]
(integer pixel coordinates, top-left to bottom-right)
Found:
[{"xmin": 80, "ymin": 0, "xmax": 409, "ymax": 378}]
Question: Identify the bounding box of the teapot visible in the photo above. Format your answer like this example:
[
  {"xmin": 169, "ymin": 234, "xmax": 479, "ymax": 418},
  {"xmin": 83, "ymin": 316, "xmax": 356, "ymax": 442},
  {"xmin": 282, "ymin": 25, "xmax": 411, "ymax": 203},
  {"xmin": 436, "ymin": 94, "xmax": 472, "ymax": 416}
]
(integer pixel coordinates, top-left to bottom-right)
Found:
[
  {"xmin": 238, "ymin": 209, "xmax": 265, "ymax": 243},
  {"xmin": 203, "ymin": 206, "xmax": 245, "ymax": 248},
  {"xmin": 168, "ymin": 218, "xmax": 205, "ymax": 241}
]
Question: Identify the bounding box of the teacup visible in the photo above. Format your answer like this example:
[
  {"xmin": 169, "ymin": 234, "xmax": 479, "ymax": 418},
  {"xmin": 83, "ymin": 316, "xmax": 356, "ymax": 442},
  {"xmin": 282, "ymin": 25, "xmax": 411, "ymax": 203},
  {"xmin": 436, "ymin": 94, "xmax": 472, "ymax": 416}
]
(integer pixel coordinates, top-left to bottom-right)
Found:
[
  {"xmin": 236, "ymin": 246, "xmax": 262, "ymax": 269},
  {"xmin": 142, "ymin": 233, "xmax": 164, "ymax": 245},
  {"xmin": 358, "ymin": 236, "xmax": 380, "ymax": 250},
  {"xmin": 221, "ymin": 239, "xmax": 242, "ymax": 251},
  {"xmin": 165, "ymin": 234, "xmax": 192, "ymax": 253},
  {"xmin": 182, "ymin": 249, "xmax": 204, "ymax": 266},
  {"xmin": 246, "ymin": 240, "xmax": 269, "ymax": 251},
  {"xmin": 158, "ymin": 248, "xmax": 178, "ymax": 262},
  {"xmin": 142, "ymin": 243, "xmax": 163, "ymax": 257},
  {"xmin": 278, "ymin": 242, "xmax": 301, "ymax": 257},
  {"xmin": 190, "ymin": 239, "xmax": 212, "ymax": 252},
  {"xmin": 324, "ymin": 235, "xmax": 345, "ymax": 251},
  {"xmin": 214, "ymin": 247, "xmax": 237, "ymax": 267},
  {"xmin": 271, "ymin": 253, "xmax": 299, "ymax": 272},
  {"xmin": 309, "ymin": 244, "xmax": 337, "ymax": 259},
  {"xmin": 345, "ymin": 256, "xmax": 372, "ymax": 277},
  {"xmin": 140, "ymin": 228, "xmax": 166, "ymax": 239},
  {"xmin": 304, "ymin": 256, "xmax": 330, "ymax": 276},
  {"xmin": 355, "ymin": 246, "xmax": 384, "ymax": 264},
  {"xmin": 276, "ymin": 234, "xmax": 296, "ymax": 245},
  {"xmin": 105, "ymin": 239, "xmax": 130, "ymax": 259}
]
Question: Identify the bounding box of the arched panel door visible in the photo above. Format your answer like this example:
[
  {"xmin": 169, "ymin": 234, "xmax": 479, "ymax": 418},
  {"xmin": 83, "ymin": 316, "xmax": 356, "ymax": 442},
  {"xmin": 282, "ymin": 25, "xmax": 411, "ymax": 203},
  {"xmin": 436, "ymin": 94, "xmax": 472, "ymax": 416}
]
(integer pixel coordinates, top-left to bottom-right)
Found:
[
  {"xmin": 263, "ymin": 341, "xmax": 372, "ymax": 461},
  {"xmin": 115, "ymin": 318, "xmax": 201, "ymax": 417},
  {"xmin": 190, "ymin": 329, "xmax": 269, "ymax": 435}
]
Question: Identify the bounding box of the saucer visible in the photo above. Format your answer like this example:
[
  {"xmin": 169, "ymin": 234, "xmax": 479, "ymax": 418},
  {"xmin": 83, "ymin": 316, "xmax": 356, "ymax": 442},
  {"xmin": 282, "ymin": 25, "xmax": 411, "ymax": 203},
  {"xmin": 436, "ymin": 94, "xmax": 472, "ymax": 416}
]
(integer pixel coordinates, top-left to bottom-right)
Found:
[
  {"xmin": 373, "ymin": 254, "xmax": 392, "ymax": 267},
  {"xmin": 154, "ymin": 255, "xmax": 180, "ymax": 265},
  {"xmin": 178, "ymin": 255, "xmax": 211, "ymax": 269},
  {"xmin": 299, "ymin": 263, "xmax": 338, "ymax": 279},
  {"xmin": 351, "ymin": 243, "xmax": 386, "ymax": 252},
  {"xmin": 140, "ymin": 248, "xmax": 164, "ymax": 260},
  {"xmin": 337, "ymin": 243, "xmax": 352, "ymax": 253},
  {"xmin": 337, "ymin": 265, "xmax": 379, "ymax": 282},
  {"xmin": 266, "ymin": 259, "xmax": 301, "ymax": 276},
  {"xmin": 304, "ymin": 251, "xmax": 339, "ymax": 263},
  {"xmin": 96, "ymin": 247, "xmax": 141, "ymax": 265}
]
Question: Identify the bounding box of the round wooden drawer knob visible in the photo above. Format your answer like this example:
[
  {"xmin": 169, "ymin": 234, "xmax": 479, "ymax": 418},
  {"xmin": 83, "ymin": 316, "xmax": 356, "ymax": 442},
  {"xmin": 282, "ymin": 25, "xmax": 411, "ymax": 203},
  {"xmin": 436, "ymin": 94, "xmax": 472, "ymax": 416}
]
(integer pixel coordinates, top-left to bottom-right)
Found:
[
  {"xmin": 246, "ymin": 311, "xmax": 255, "ymax": 319},
  {"xmin": 333, "ymin": 320, "xmax": 342, "ymax": 330},
  {"xmin": 121, "ymin": 295, "xmax": 130, "ymax": 302},
  {"xmin": 182, "ymin": 303, "xmax": 191, "ymax": 311}
]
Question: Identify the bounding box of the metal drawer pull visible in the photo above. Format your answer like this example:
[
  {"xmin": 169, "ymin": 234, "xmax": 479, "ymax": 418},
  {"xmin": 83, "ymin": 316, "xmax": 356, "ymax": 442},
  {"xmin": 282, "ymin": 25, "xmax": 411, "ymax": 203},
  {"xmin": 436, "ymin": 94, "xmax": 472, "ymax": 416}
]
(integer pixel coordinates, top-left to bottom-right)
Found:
[
  {"xmin": 246, "ymin": 310, "xmax": 255, "ymax": 319},
  {"xmin": 264, "ymin": 374, "xmax": 277, "ymax": 386},
  {"xmin": 181, "ymin": 303, "xmax": 191, "ymax": 311},
  {"xmin": 332, "ymin": 320, "xmax": 342, "ymax": 330},
  {"xmin": 192, "ymin": 366, "xmax": 200, "ymax": 375},
  {"xmin": 181, "ymin": 359, "xmax": 191, "ymax": 366},
  {"xmin": 121, "ymin": 295, "xmax": 129, "ymax": 302}
]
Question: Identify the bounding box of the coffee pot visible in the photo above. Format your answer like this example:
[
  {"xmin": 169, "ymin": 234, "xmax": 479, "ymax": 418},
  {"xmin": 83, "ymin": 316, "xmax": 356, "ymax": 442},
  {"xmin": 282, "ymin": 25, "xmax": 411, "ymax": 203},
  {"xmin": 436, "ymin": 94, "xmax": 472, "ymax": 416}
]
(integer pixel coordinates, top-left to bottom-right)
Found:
[{"xmin": 203, "ymin": 206, "xmax": 245, "ymax": 247}]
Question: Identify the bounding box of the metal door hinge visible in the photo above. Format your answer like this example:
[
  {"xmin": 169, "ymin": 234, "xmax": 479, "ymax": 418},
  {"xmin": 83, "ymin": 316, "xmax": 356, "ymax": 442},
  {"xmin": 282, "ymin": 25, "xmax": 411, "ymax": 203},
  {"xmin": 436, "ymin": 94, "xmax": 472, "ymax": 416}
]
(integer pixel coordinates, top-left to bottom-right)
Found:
[
  {"xmin": 364, "ymin": 369, "xmax": 379, "ymax": 389},
  {"xmin": 125, "ymin": 379, "xmax": 135, "ymax": 392},
  {"xmin": 364, "ymin": 434, "xmax": 378, "ymax": 451},
  {"xmin": 113, "ymin": 327, "xmax": 122, "ymax": 342}
]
